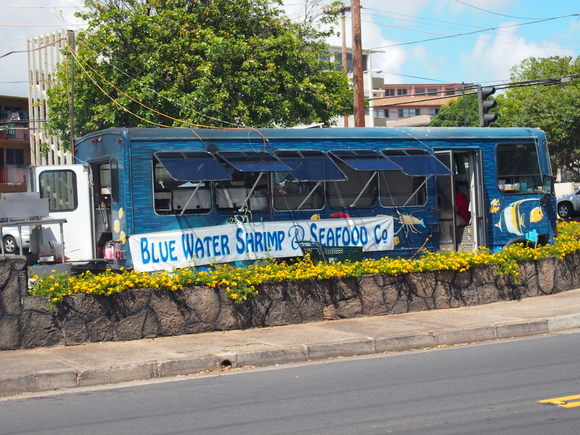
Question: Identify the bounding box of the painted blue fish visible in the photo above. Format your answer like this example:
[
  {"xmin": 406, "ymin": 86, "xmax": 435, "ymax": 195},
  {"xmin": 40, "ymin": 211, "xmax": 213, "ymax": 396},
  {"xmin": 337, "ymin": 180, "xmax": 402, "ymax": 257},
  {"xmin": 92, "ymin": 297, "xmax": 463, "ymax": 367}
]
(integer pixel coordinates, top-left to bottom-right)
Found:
[{"xmin": 495, "ymin": 199, "xmax": 539, "ymax": 236}]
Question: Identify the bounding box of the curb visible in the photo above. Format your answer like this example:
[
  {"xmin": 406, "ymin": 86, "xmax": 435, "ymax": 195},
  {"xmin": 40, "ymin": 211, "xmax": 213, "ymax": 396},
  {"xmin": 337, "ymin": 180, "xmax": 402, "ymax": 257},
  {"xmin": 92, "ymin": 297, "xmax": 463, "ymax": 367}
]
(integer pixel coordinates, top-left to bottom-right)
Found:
[{"xmin": 2, "ymin": 315, "xmax": 580, "ymax": 397}]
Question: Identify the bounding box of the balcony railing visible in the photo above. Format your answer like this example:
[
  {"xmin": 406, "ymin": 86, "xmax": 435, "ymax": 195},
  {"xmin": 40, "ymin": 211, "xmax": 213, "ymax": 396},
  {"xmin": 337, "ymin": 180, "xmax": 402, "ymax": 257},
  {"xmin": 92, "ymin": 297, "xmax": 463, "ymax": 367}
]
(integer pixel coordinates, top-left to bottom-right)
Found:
[{"xmin": 0, "ymin": 165, "xmax": 27, "ymax": 184}]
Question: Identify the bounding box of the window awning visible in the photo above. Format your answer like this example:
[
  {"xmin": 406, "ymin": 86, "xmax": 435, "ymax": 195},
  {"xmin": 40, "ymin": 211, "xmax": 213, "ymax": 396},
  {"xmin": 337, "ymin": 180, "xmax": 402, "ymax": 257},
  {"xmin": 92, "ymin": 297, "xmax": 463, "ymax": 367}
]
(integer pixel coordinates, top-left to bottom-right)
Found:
[
  {"xmin": 216, "ymin": 151, "xmax": 291, "ymax": 172},
  {"xmin": 275, "ymin": 150, "xmax": 347, "ymax": 181},
  {"xmin": 329, "ymin": 149, "xmax": 402, "ymax": 171},
  {"xmin": 381, "ymin": 149, "xmax": 452, "ymax": 176},
  {"xmin": 154, "ymin": 151, "xmax": 231, "ymax": 181}
]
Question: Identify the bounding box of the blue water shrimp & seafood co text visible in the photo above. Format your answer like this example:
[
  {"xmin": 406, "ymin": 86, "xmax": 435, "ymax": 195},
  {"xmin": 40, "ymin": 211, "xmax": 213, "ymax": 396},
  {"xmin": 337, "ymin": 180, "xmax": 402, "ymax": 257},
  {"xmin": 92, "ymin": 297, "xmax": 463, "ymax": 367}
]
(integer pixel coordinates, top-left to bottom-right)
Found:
[{"xmin": 128, "ymin": 216, "xmax": 395, "ymax": 272}]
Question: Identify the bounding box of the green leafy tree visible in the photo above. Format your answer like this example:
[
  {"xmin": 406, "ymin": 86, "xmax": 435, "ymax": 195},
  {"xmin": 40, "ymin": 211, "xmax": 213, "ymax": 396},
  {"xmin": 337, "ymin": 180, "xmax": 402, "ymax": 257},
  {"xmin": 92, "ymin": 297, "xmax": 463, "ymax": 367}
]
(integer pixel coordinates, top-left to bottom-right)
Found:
[
  {"xmin": 429, "ymin": 93, "xmax": 478, "ymax": 127},
  {"xmin": 47, "ymin": 0, "xmax": 354, "ymax": 148},
  {"xmin": 429, "ymin": 92, "xmax": 501, "ymax": 127},
  {"xmin": 500, "ymin": 56, "xmax": 580, "ymax": 180}
]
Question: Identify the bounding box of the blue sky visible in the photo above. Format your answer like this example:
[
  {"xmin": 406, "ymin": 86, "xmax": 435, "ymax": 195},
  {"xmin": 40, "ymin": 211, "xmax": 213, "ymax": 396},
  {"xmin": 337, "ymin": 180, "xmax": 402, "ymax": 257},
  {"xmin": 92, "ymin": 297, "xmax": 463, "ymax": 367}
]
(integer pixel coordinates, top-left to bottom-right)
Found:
[
  {"xmin": 1, "ymin": 0, "xmax": 579, "ymax": 97},
  {"xmin": 318, "ymin": 0, "xmax": 580, "ymax": 86}
]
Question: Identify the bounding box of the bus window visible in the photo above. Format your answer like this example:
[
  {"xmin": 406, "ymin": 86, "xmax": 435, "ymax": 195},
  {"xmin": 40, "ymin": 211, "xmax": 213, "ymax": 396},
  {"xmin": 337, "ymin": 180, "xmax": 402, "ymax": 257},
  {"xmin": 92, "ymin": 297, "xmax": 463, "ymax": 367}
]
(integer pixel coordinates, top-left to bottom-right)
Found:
[
  {"xmin": 272, "ymin": 172, "xmax": 324, "ymax": 210},
  {"xmin": 272, "ymin": 149, "xmax": 345, "ymax": 210},
  {"xmin": 379, "ymin": 172, "xmax": 426, "ymax": 206},
  {"xmin": 110, "ymin": 159, "xmax": 119, "ymax": 204},
  {"xmin": 496, "ymin": 143, "xmax": 542, "ymax": 194},
  {"xmin": 153, "ymin": 159, "xmax": 211, "ymax": 215},
  {"xmin": 215, "ymin": 169, "xmax": 269, "ymax": 212},
  {"xmin": 39, "ymin": 170, "xmax": 78, "ymax": 212},
  {"xmin": 215, "ymin": 150, "xmax": 292, "ymax": 212},
  {"xmin": 328, "ymin": 162, "xmax": 377, "ymax": 209},
  {"xmin": 96, "ymin": 163, "xmax": 112, "ymax": 208}
]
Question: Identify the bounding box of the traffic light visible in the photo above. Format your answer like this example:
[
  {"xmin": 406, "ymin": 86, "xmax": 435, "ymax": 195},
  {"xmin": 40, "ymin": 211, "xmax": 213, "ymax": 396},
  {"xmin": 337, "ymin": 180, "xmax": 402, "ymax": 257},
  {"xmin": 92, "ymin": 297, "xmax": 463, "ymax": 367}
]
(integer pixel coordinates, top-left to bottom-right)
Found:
[{"xmin": 477, "ymin": 85, "xmax": 498, "ymax": 127}]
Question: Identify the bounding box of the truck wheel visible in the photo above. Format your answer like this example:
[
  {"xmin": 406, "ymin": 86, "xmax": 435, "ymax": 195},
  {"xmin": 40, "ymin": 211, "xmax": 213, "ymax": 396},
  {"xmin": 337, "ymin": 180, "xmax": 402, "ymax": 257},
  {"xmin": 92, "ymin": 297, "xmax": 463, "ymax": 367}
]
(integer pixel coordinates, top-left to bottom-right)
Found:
[
  {"xmin": 3, "ymin": 235, "xmax": 16, "ymax": 254},
  {"xmin": 558, "ymin": 203, "xmax": 573, "ymax": 219}
]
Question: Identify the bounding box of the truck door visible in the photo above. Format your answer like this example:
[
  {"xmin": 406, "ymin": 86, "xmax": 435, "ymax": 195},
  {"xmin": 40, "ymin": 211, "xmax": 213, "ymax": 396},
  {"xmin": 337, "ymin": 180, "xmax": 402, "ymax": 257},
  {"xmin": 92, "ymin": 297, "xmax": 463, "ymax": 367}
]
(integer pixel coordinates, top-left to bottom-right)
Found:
[{"xmin": 29, "ymin": 164, "xmax": 95, "ymax": 261}]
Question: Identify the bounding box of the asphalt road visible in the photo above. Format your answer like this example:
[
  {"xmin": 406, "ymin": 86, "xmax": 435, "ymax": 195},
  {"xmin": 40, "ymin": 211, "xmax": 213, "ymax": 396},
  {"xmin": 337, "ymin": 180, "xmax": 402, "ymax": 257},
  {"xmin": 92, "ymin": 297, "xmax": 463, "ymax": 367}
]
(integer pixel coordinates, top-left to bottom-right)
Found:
[{"xmin": 1, "ymin": 330, "xmax": 580, "ymax": 435}]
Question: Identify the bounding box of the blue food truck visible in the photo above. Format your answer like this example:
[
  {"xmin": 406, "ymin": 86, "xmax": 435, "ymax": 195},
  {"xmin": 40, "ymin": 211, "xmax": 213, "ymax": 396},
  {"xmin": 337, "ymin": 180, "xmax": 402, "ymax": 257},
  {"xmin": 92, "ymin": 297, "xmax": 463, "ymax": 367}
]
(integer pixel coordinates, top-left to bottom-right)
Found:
[{"xmin": 27, "ymin": 127, "xmax": 556, "ymax": 271}]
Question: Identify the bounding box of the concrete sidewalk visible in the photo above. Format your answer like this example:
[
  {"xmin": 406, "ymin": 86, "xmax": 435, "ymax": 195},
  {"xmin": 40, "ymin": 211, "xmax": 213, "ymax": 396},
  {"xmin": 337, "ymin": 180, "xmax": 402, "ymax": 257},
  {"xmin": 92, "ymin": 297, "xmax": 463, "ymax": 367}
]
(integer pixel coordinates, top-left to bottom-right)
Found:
[{"xmin": 3, "ymin": 289, "xmax": 580, "ymax": 397}]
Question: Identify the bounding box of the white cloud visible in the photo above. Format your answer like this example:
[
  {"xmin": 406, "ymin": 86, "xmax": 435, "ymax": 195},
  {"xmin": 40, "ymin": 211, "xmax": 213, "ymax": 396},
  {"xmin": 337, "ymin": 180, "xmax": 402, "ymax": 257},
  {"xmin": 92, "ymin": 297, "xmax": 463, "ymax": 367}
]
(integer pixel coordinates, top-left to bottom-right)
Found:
[
  {"xmin": 460, "ymin": 23, "xmax": 576, "ymax": 83},
  {"xmin": 410, "ymin": 45, "xmax": 444, "ymax": 74},
  {"xmin": 447, "ymin": 0, "xmax": 518, "ymax": 16},
  {"xmin": 362, "ymin": 0, "xmax": 432, "ymax": 21},
  {"xmin": 323, "ymin": 4, "xmax": 408, "ymax": 83},
  {"xmin": 0, "ymin": 1, "xmax": 85, "ymax": 97}
]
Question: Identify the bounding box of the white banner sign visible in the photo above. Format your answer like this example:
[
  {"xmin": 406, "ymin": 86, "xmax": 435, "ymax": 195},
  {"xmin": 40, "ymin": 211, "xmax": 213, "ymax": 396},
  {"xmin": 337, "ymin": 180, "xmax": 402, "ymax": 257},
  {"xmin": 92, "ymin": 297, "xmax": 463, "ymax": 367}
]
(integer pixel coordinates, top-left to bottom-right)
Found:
[{"xmin": 129, "ymin": 216, "xmax": 394, "ymax": 272}]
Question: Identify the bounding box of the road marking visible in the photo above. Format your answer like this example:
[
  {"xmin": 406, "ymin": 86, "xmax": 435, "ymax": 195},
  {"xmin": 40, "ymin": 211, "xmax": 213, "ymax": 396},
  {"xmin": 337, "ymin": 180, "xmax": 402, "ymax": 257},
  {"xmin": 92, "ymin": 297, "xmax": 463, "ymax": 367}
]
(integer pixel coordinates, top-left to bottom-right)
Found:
[{"xmin": 539, "ymin": 394, "xmax": 580, "ymax": 408}]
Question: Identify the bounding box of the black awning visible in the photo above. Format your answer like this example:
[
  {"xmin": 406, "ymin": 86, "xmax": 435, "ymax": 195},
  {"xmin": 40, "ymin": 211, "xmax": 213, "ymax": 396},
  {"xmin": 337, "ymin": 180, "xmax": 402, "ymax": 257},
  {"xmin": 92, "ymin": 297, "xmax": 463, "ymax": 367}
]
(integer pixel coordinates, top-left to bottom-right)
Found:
[{"xmin": 154, "ymin": 151, "xmax": 231, "ymax": 181}]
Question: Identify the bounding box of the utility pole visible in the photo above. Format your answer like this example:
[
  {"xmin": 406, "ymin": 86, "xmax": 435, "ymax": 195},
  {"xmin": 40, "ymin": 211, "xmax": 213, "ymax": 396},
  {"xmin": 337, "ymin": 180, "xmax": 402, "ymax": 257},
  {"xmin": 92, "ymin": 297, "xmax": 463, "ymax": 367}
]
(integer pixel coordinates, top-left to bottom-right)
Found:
[
  {"xmin": 67, "ymin": 30, "xmax": 75, "ymax": 152},
  {"xmin": 351, "ymin": 0, "xmax": 364, "ymax": 127},
  {"xmin": 336, "ymin": 6, "xmax": 351, "ymax": 127}
]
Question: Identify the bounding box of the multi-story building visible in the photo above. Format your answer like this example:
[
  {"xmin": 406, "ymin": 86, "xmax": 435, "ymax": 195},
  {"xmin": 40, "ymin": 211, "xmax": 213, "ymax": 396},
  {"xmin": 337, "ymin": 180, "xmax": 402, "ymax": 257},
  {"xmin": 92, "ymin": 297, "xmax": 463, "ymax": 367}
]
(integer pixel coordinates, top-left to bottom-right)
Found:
[
  {"xmin": 0, "ymin": 95, "xmax": 31, "ymax": 194},
  {"xmin": 326, "ymin": 46, "xmax": 386, "ymax": 128},
  {"xmin": 27, "ymin": 29, "xmax": 74, "ymax": 166},
  {"xmin": 373, "ymin": 83, "xmax": 472, "ymax": 127}
]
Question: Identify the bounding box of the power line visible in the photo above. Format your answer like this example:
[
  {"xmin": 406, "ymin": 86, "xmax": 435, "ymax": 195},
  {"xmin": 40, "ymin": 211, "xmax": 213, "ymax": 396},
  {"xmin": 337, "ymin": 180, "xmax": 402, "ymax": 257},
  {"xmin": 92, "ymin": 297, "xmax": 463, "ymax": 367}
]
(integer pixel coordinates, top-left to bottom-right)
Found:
[
  {"xmin": 362, "ymin": 15, "xmax": 580, "ymax": 50},
  {"xmin": 65, "ymin": 43, "xmax": 247, "ymax": 129},
  {"xmin": 372, "ymin": 75, "xmax": 580, "ymax": 106},
  {"xmin": 0, "ymin": 37, "xmax": 65, "ymax": 59},
  {"xmin": 362, "ymin": 7, "xmax": 580, "ymax": 47},
  {"xmin": 370, "ymin": 13, "xmax": 580, "ymax": 50},
  {"xmin": 453, "ymin": 0, "xmax": 544, "ymax": 20},
  {"xmin": 0, "ymin": 6, "xmax": 82, "ymax": 8}
]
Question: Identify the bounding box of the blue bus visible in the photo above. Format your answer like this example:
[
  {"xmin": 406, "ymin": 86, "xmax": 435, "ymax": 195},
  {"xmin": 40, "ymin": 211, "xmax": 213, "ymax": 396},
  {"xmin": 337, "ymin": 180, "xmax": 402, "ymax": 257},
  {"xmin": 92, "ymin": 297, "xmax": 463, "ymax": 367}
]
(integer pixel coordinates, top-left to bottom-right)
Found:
[{"xmin": 29, "ymin": 127, "xmax": 556, "ymax": 271}]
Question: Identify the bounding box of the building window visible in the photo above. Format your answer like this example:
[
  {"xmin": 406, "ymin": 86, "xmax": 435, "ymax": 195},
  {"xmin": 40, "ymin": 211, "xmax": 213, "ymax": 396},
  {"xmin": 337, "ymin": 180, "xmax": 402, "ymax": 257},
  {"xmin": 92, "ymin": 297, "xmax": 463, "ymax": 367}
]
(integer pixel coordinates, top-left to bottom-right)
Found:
[
  {"xmin": 385, "ymin": 89, "xmax": 395, "ymax": 96},
  {"xmin": 429, "ymin": 108, "xmax": 439, "ymax": 116},
  {"xmin": 427, "ymin": 88, "xmax": 438, "ymax": 95},
  {"xmin": 398, "ymin": 108, "xmax": 421, "ymax": 118},
  {"xmin": 397, "ymin": 89, "xmax": 407, "ymax": 96},
  {"xmin": 415, "ymin": 88, "xmax": 425, "ymax": 95},
  {"xmin": 445, "ymin": 89, "xmax": 456, "ymax": 96},
  {"xmin": 6, "ymin": 149, "xmax": 24, "ymax": 165}
]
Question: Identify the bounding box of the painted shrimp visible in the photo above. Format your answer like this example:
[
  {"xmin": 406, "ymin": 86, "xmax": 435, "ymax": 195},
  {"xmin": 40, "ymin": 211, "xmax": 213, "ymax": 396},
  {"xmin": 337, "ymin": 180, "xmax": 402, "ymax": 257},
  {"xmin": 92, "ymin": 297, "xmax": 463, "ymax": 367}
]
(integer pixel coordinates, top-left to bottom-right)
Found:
[{"xmin": 394, "ymin": 211, "xmax": 426, "ymax": 235}]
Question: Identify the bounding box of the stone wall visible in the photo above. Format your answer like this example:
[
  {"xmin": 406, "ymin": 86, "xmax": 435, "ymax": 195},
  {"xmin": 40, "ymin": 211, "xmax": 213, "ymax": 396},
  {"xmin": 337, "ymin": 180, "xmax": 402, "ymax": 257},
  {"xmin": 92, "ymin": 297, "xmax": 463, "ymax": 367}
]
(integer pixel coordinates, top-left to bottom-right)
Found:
[{"xmin": 1, "ymin": 253, "xmax": 579, "ymax": 350}]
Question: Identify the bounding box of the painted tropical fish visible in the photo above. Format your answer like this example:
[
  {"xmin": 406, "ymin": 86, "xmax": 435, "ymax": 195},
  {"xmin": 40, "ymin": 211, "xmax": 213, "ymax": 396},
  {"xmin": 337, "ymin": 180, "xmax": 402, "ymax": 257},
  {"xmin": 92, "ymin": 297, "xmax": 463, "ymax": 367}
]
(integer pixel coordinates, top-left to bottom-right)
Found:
[
  {"xmin": 489, "ymin": 199, "xmax": 500, "ymax": 214},
  {"xmin": 495, "ymin": 199, "xmax": 542, "ymax": 236},
  {"xmin": 529, "ymin": 206, "xmax": 544, "ymax": 223}
]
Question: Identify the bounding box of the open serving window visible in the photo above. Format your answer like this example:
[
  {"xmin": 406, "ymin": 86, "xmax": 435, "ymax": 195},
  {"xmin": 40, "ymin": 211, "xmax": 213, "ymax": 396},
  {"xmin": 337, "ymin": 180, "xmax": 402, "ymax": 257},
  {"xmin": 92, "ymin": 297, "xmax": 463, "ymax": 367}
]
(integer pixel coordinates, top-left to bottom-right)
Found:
[
  {"xmin": 328, "ymin": 149, "xmax": 400, "ymax": 209},
  {"xmin": 153, "ymin": 151, "xmax": 231, "ymax": 215},
  {"xmin": 378, "ymin": 148, "xmax": 452, "ymax": 207},
  {"xmin": 272, "ymin": 150, "xmax": 346, "ymax": 210},
  {"xmin": 215, "ymin": 151, "xmax": 291, "ymax": 211}
]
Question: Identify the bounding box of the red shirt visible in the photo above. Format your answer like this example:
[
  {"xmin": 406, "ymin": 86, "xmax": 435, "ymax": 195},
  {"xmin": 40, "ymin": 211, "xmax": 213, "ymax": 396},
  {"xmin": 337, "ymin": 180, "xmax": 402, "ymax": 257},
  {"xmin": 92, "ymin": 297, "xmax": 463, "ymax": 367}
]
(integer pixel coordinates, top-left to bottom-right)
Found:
[{"xmin": 455, "ymin": 191, "xmax": 471, "ymax": 223}]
